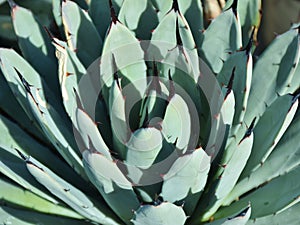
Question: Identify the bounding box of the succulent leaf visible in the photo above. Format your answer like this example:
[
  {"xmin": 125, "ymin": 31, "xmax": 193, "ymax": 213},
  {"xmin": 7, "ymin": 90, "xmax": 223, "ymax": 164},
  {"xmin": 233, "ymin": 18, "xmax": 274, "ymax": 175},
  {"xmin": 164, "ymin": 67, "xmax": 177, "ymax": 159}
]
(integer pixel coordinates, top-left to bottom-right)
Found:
[
  {"xmin": 132, "ymin": 202, "xmax": 187, "ymax": 225},
  {"xmin": 89, "ymin": 0, "xmax": 123, "ymax": 39},
  {"xmin": 161, "ymin": 93, "xmax": 191, "ymax": 151},
  {"xmin": 62, "ymin": 0, "xmax": 103, "ymax": 68},
  {"xmin": 25, "ymin": 156, "xmax": 119, "ymax": 225},
  {"xmin": 82, "ymin": 150, "xmax": 140, "ymax": 224},
  {"xmin": 246, "ymin": 202, "xmax": 300, "ymax": 225},
  {"xmin": 0, "ymin": 177, "xmax": 82, "ymax": 219},
  {"xmin": 241, "ymin": 94, "xmax": 298, "ymax": 177},
  {"xmin": 217, "ymin": 51, "xmax": 252, "ymax": 138},
  {"xmin": 0, "ymin": 1, "xmax": 299, "ymax": 224},
  {"xmin": 10, "ymin": 3, "xmax": 59, "ymax": 96},
  {"xmin": 200, "ymin": 133, "xmax": 254, "ymax": 221},
  {"xmin": 199, "ymin": 9, "xmax": 242, "ymax": 74},
  {"xmin": 0, "ymin": 205, "xmax": 92, "ymax": 225},
  {"xmin": 0, "ymin": 48, "xmax": 85, "ymax": 177},
  {"xmin": 205, "ymin": 205, "xmax": 251, "ymax": 225},
  {"xmin": 215, "ymin": 166, "xmax": 300, "ymax": 219},
  {"xmin": 161, "ymin": 148, "xmax": 210, "ymax": 215},
  {"xmin": 242, "ymin": 28, "xmax": 299, "ymax": 134},
  {"xmin": 224, "ymin": 111, "xmax": 300, "ymax": 205},
  {"xmin": 118, "ymin": 0, "xmax": 158, "ymax": 40}
]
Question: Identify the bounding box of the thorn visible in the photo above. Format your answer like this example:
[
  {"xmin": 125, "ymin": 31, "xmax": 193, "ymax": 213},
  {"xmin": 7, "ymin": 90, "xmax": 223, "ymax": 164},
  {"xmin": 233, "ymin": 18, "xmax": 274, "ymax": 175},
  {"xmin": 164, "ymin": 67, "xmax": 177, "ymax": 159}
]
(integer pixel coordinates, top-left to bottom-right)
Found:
[
  {"xmin": 290, "ymin": 93, "xmax": 300, "ymax": 111},
  {"xmin": 109, "ymin": 0, "xmax": 118, "ymax": 24},
  {"xmin": 64, "ymin": 188, "xmax": 70, "ymax": 192},
  {"xmin": 167, "ymin": 0, "xmax": 180, "ymax": 13},
  {"xmin": 27, "ymin": 160, "xmax": 44, "ymax": 171},
  {"xmin": 172, "ymin": 0, "xmax": 179, "ymax": 12},
  {"xmin": 168, "ymin": 70, "xmax": 175, "ymax": 100},
  {"xmin": 43, "ymin": 26, "xmax": 55, "ymax": 40},
  {"xmin": 229, "ymin": 205, "xmax": 250, "ymax": 219},
  {"xmin": 239, "ymin": 117, "xmax": 256, "ymax": 144},
  {"xmin": 73, "ymin": 88, "xmax": 84, "ymax": 110},
  {"xmin": 149, "ymin": 62, "xmax": 162, "ymax": 94},
  {"xmin": 112, "ymin": 54, "xmax": 121, "ymax": 89},
  {"xmin": 225, "ymin": 67, "xmax": 235, "ymax": 99},
  {"xmin": 66, "ymin": 72, "xmax": 74, "ymax": 77},
  {"xmin": 15, "ymin": 68, "xmax": 32, "ymax": 93},
  {"xmin": 15, "ymin": 68, "xmax": 43, "ymax": 113},
  {"xmin": 15, "ymin": 148, "xmax": 28, "ymax": 161},
  {"xmin": 230, "ymin": 0, "xmax": 238, "ymax": 18},
  {"xmin": 241, "ymin": 27, "xmax": 255, "ymax": 55},
  {"xmin": 291, "ymin": 93, "xmax": 300, "ymax": 105},
  {"xmin": 141, "ymin": 108, "xmax": 149, "ymax": 128},
  {"xmin": 175, "ymin": 18, "xmax": 183, "ymax": 47},
  {"xmin": 167, "ymin": 19, "xmax": 188, "ymax": 65},
  {"xmin": 173, "ymin": 137, "xmax": 178, "ymax": 146},
  {"xmin": 7, "ymin": 0, "xmax": 17, "ymax": 9}
]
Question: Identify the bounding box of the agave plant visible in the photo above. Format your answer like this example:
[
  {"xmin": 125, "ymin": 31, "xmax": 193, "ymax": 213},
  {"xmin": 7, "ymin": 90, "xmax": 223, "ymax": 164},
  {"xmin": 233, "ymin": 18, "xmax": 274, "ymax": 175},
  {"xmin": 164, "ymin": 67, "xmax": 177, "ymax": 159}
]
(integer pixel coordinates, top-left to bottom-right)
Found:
[{"xmin": 0, "ymin": 0, "xmax": 300, "ymax": 224}]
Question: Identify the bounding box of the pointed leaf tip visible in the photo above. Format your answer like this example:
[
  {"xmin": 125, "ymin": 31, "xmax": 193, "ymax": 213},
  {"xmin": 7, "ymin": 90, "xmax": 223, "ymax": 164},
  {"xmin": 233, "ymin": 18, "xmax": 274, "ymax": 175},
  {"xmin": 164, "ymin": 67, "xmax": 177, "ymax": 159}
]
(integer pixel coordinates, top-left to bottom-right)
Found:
[
  {"xmin": 15, "ymin": 68, "xmax": 32, "ymax": 93},
  {"xmin": 243, "ymin": 27, "xmax": 255, "ymax": 55},
  {"xmin": 229, "ymin": 205, "xmax": 250, "ymax": 220},
  {"xmin": 168, "ymin": 70, "xmax": 175, "ymax": 100},
  {"xmin": 172, "ymin": 0, "xmax": 179, "ymax": 12},
  {"xmin": 292, "ymin": 93, "xmax": 300, "ymax": 104},
  {"xmin": 7, "ymin": 0, "xmax": 17, "ymax": 9},
  {"xmin": 109, "ymin": 0, "xmax": 118, "ymax": 24},
  {"xmin": 230, "ymin": 0, "xmax": 239, "ymax": 17},
  {"xmin": 225, "ymin": 67, "xmax": 236, "ymax": 98},
  {"xmin": 43, "ymin": 26, "xmax": 55, "ymax": 41},
  {"xmin": 15, "ymin": 148, "xmax": 27, "ymax": 161},
  {"xmin": 112, "ymin": 54, "xmax": 121, "ymax": 88},
  {"xmin": 240, "ymin": 117, "xmax": 256, "ymax": 144},
  {"xmin": 175, "ymin": 18, "xmax": 183, "ymax": 46}
]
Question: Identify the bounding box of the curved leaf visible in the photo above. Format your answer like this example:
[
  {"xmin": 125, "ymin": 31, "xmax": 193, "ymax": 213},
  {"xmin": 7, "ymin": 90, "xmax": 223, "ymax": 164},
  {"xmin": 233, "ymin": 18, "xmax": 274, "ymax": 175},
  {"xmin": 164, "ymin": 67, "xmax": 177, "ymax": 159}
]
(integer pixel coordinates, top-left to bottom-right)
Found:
[
  {"xmin": 199, "ymin": 9, "xmax": 242, "ymax": 74},
  {"xmin": 132, "ymin": 202, "xmax": 187, "ymax": 225},
  {"xmin": 161, "ymin": 148, "xmax": 210, "ymax": 215},
  {"xmin": 62, "ymin": 0, "xmax": 102, "ymax": 67},
  {"xmin": 26, "ymin": 156, "xmax": 119, "ymax": 225},
  {"xmin": 82, "ymin": 150, "xmax": 139, "ymax": 224}
]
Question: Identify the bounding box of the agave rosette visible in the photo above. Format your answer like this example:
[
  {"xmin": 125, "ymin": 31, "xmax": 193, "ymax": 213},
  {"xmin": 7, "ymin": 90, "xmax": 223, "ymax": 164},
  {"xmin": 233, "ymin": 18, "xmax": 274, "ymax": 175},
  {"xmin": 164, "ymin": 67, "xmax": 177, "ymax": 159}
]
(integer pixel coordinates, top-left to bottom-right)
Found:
[{"xmin": 0, "ymin": 0, "xmax": 299, "ymax": 224}]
